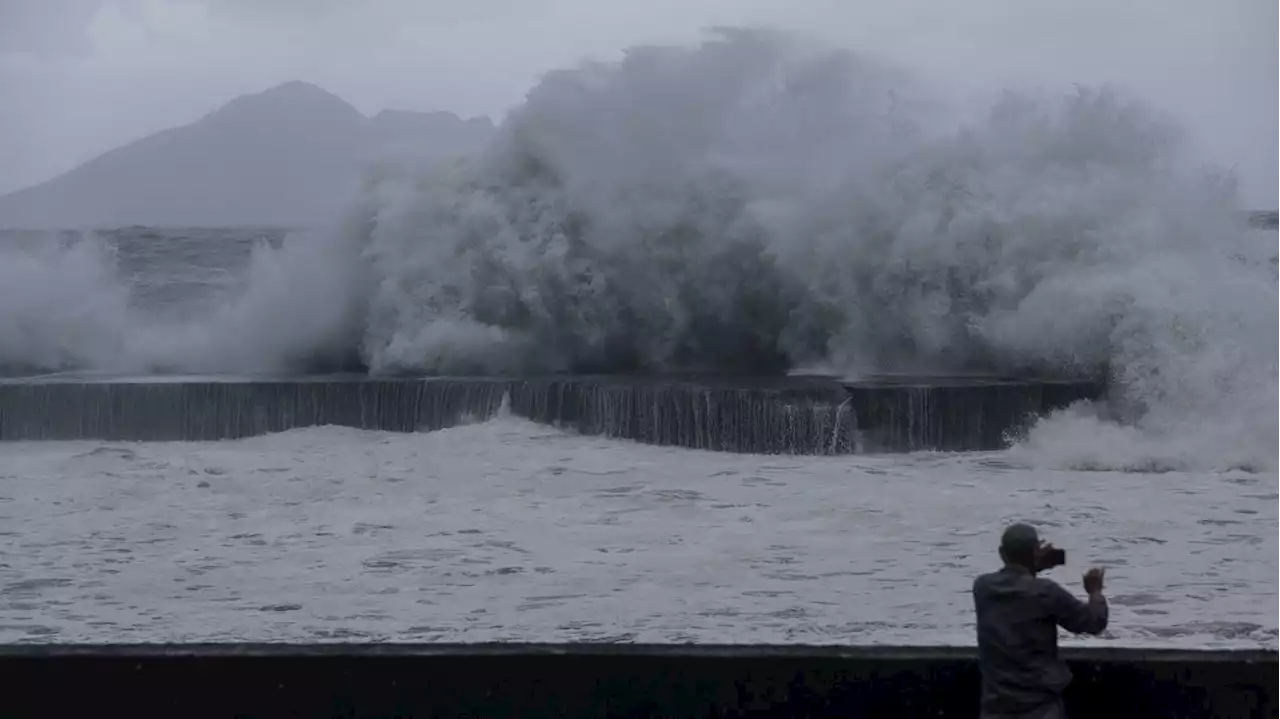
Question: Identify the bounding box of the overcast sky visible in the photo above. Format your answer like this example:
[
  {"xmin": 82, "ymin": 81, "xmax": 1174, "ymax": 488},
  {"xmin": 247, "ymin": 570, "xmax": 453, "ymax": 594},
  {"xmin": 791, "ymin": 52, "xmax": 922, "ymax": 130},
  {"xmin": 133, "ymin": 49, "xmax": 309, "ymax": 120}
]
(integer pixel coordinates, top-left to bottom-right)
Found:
[{"xmin": 1, "ymin": 0, "xmax": 1275, "ymax": 205}]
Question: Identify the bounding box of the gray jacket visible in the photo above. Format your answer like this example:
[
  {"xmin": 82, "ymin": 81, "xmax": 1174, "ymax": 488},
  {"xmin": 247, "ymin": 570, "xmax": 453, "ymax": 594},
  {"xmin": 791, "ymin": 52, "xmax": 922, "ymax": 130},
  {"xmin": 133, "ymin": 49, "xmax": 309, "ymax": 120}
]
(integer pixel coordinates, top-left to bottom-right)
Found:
[{"xmin": 973, "ymin": 565, "xmax": 1108, "ymax": 715}]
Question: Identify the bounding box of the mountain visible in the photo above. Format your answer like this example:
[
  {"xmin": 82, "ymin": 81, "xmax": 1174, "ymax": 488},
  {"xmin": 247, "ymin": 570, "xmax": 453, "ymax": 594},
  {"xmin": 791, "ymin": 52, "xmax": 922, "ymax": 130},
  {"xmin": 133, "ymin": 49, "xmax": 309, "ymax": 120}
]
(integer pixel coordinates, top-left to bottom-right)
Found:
[{"xmin": 0, "ymin": 82, "xmax": 496, "ymax": 229}]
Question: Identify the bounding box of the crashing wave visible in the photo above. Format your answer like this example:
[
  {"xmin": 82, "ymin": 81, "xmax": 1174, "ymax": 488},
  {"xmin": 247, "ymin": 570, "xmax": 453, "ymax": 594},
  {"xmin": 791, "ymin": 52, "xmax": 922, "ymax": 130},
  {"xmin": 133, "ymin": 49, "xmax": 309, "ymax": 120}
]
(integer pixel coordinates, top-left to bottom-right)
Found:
[{"xmin": 0, "ymin": 28, "xmax": 1274, "ymax": 470}]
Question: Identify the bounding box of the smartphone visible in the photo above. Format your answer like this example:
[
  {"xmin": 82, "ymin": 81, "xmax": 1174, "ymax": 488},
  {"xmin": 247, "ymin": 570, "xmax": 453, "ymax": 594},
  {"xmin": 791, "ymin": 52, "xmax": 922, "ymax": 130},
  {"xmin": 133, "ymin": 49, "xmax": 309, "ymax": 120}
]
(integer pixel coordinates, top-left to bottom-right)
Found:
[{"xmin": 1043, "ymin": 548, "xmax": 1067, "ymax": 568}]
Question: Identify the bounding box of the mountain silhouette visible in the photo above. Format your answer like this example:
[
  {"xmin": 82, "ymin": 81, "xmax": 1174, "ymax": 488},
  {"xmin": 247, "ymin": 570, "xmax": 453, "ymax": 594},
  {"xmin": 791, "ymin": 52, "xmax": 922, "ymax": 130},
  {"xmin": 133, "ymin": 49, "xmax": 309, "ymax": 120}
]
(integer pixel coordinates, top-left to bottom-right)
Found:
[{"xmin": 0, "ymin": 82, "xmax": 495, "ymax": 228}]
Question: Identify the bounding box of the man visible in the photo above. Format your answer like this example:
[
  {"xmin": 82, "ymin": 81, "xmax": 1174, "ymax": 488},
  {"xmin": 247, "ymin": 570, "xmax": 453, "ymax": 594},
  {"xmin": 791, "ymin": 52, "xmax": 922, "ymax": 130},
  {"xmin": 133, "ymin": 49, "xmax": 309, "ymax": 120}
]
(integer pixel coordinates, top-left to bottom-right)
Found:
[{"xmin": 972, "ymin": 523, "xmax": 1108, "ymax": 719}]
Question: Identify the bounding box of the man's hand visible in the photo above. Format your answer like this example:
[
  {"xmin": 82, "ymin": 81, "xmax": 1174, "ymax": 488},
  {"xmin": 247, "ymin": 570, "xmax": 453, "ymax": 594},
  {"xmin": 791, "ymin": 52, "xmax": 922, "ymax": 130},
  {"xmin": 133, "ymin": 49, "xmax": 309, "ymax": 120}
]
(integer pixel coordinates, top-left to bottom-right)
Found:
[{"xmin": 1083, "ymin": 567, "xmax": 1106, "ymax": 596}]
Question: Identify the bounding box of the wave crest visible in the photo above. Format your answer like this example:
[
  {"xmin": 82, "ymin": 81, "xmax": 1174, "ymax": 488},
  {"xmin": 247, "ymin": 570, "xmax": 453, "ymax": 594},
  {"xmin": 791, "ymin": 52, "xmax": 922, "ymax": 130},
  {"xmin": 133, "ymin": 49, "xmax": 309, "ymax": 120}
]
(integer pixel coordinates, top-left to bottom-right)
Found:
[{"xmin": 1, "ymin": 28, "xmax": 1274, "ymax": 470}]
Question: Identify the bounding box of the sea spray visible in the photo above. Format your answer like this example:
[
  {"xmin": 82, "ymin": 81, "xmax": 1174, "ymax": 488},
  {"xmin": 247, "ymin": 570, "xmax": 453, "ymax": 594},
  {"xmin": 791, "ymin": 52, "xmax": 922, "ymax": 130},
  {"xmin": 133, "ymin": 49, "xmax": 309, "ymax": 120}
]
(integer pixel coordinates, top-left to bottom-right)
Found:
[
  {"xmin": 0, "ymin": 225, "xmax": 367, "ymax": 375},
  {"xmin": 350, "ymin": 30, "xmax": 1275, "ymax": 470},
  {"xmin": 0, "ymin": 236, "xmax": 132, "ymax": 372},
  {"xmin": 0, "ymin": 28, "xmax": 1273, "ymax": 470}
]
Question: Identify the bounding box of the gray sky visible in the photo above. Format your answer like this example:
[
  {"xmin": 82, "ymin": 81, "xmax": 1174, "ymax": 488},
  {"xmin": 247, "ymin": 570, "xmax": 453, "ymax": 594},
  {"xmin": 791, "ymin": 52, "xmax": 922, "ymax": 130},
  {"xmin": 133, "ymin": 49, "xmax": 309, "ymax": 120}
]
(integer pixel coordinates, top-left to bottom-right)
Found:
[{"xmin": 1, "ymin": 0, "xmax": 1276, "ymax": 205}]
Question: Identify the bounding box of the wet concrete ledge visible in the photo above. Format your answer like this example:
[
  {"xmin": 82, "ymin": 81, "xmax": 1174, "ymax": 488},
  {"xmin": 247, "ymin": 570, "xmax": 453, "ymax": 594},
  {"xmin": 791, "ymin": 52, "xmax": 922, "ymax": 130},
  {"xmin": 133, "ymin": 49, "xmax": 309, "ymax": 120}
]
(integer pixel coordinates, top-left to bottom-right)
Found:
[
  {"xmin": 0, "ymin": 374, "xmax": 1104, "ymax": 452},
  {"xmin": 0, "ymin": 643, "xmax": 1271, "ymax": 718},
  {"xmin": 842, "ymin": 376, "xmax": 1101, "ymax": 451}
]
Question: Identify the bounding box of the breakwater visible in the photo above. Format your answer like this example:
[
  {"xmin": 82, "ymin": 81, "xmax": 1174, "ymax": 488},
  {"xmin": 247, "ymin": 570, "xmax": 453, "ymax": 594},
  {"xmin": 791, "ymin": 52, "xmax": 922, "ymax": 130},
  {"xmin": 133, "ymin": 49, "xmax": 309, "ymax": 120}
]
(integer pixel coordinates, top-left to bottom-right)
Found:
[
  {"xmin": 0, "ymin": 644, "xmax": 1272, "ymax": 718},
  {"xmin": 0, "ymin": 374, "xmax": 1104, "ymax": 452},
  {"xmin": 844, "ymin": 375, "xmax": 1104, "ymax": 451}
]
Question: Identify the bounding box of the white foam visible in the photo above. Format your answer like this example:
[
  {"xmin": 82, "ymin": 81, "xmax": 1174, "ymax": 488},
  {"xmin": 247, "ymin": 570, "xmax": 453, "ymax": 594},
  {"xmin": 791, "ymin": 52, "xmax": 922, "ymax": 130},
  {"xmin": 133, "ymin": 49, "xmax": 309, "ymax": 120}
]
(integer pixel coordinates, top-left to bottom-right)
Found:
[
  {"xmin": 1, "ymin": 422, "xmax": 1273, "ymax": 646},
  {"xmin": 1, "ymin": 29, "xmax": 1273, "ymax": 472}
]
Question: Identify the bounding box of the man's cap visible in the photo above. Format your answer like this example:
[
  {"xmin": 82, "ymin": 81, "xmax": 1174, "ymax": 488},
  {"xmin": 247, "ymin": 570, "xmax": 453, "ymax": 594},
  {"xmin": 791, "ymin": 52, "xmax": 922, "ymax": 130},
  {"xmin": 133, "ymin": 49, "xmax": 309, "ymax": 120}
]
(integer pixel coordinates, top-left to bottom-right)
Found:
[{"xmin": 1000, "ymin": 523, "xmax": 1040, "ymax": 557}]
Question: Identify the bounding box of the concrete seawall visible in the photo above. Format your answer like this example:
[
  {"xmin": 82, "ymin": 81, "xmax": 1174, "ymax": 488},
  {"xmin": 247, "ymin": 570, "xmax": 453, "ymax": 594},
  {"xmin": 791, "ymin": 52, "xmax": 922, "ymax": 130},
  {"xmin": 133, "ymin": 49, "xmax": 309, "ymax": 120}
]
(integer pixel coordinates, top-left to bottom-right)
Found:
[
  {"xmin": 0, "ymin": 374, "xmax": 1104, "ymax": 452},
  {"xmin": 0, "ymin": 643, "xmax": 1272, "ymax": 717},
  {"xmin": 843, "ymin": 376, "xmax": 1100, "ymax": 452}
]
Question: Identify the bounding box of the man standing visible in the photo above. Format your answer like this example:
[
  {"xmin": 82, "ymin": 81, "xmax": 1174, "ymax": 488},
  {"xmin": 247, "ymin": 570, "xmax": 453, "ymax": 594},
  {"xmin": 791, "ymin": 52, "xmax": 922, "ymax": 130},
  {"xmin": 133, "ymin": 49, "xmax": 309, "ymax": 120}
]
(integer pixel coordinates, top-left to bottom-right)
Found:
[{"xmin": 973, "ymin": 523, "xmax": 1108, "ymax": 719}]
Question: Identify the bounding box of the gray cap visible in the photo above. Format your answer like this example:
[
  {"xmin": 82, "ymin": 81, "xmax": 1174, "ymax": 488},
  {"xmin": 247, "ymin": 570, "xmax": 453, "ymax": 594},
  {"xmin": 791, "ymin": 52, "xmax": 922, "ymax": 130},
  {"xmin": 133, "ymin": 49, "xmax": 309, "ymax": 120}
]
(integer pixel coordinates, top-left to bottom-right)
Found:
[{"xmin": 1001, "ymin": 523, "xmax": 1039, "ymax": 562}]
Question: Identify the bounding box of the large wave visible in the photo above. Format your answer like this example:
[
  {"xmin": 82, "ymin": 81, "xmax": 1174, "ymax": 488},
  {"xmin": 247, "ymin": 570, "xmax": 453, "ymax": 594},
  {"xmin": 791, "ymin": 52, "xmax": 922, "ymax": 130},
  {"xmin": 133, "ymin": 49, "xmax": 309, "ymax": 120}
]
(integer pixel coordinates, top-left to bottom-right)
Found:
[
  {"xmin": 0, "ymin": 227, "xmax": 364, "ymax": 375},
  {"xmin": 1, "ymin": 29, "xmax": 1274, "ymax": 470}
]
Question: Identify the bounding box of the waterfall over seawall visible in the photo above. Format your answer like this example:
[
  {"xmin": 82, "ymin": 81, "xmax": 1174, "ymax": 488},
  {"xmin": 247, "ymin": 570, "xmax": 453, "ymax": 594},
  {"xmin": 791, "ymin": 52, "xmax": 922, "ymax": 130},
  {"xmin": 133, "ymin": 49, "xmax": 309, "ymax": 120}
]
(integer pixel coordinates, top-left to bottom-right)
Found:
[
  {"xmin": 844, "ymin": 377, "xmax": 1106, "ymax": 452},
  {"xmin": 0, "ymin": 376, "xmax": 1104, "ymax": 453}
]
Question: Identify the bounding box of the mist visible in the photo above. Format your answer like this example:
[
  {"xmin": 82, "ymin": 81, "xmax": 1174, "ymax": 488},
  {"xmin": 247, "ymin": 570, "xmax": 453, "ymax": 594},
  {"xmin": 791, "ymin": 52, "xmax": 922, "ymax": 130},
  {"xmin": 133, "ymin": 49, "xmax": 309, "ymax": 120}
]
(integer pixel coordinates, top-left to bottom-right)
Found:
[
  {"xmin": 0, "ymin": 3, "xmax": 1275, "ymax": 477},
  {"xmin": 0, "ymin": 0, "xmax": 1275, "ymax": 206}
]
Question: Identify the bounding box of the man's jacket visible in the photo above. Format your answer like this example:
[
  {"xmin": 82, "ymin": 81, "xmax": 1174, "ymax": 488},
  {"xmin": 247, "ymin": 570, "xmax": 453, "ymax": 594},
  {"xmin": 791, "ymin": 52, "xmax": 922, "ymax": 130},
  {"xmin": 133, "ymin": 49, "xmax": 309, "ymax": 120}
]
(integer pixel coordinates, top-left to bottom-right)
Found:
[{"xmin": 973, "ymin": 565, "xmax": 1108, "ymax": 714}]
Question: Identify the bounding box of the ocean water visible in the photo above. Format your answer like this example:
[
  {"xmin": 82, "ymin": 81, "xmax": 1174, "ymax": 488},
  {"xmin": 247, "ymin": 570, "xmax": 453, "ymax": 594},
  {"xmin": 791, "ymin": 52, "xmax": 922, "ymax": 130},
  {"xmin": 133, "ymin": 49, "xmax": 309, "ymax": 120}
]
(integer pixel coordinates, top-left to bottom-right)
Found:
[
  {"xmin": 2, "ymin": 419, "xmax": 1275, "ymax": 646},
  {"xmin": 0, "ymin": 29, "xmax": 1275, "ymax": 646},
  {"xmin": 0, "ymin": 226, "xmax": 284, "ymax": 321}
]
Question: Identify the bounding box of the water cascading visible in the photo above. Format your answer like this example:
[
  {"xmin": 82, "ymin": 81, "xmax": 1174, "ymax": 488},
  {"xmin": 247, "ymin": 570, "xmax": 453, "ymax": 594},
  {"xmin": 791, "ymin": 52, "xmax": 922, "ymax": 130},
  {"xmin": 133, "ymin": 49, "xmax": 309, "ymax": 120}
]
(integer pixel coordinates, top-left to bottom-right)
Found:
[{"xmin": 0, "ymin": 375, "xmax": 1104, "ymax": 452}]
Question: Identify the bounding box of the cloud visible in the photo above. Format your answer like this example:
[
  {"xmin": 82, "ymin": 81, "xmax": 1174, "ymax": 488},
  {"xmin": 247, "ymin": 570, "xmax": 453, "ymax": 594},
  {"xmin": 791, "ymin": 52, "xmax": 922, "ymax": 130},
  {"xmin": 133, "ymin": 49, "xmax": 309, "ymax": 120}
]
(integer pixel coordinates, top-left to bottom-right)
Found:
[
  {"xmin": 199, "ymin": 0, "xmax": 538, "ymax": 27},
  {"xmin": 0, "ymin": 0, "xmax": 101, "ymax": 56},
  {"xmin": 0, "ymin": 0, "xmax": 1274, "ymax": 204}
]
